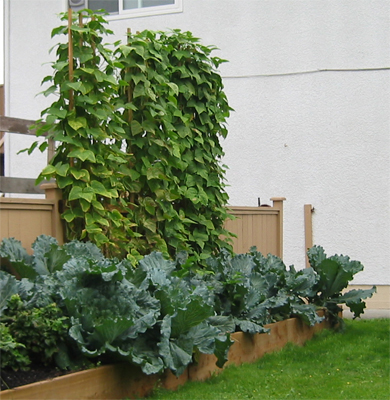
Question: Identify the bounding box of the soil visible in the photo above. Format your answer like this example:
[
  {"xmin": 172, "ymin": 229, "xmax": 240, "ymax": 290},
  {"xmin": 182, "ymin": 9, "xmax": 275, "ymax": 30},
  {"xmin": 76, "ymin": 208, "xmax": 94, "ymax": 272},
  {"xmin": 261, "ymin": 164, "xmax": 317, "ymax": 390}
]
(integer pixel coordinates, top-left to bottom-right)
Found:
[{"xmin": 0, "ymin": 367, "xmax": 71, "ymax": 391}]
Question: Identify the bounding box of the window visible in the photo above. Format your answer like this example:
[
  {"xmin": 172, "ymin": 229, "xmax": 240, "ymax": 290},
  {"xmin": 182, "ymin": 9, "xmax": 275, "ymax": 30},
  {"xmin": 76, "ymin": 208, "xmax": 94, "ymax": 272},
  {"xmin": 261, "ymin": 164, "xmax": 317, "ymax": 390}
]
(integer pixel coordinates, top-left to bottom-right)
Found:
[{"xmin": 68, "ymin": 0, "xmax": 182, "ymax": 19}]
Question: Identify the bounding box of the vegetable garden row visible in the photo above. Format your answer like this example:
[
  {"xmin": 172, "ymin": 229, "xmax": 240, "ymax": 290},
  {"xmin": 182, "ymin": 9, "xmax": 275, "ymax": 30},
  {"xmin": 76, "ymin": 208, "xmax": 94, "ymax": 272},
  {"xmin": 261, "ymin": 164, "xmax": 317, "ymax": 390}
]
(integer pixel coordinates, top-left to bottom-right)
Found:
[{"xmin": 0, "ymin": 235, "xmax": 375, "ymax": 381}]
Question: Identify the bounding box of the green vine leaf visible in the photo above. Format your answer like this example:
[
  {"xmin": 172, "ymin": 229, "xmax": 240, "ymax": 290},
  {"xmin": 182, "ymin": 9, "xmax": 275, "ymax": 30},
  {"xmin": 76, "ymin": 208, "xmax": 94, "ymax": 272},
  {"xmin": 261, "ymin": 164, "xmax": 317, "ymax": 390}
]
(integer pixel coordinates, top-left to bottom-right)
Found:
[
  {"xmin": 54, "ymin": 163, "xmax": 70, "ymax": 177},
  {"xmin": 41, "ymin": 165, "xmax": 57, "ymax": 177},
  {"xmin": 68, "ymin": 186, "xmax": 94, "ymax": 203},
  {"xmin": 70, "ymin": 168, "xmax": 90, "ymax": 182},
  {"xmin": 68, "ymin": 118, "xmax": 88, "ymax": 131},
  {"xmin": 57, "ymin": 176, "xmax": 74, "ymax": 189},
  {"xmin": 90, "ymin": 181, "xmax": 115, "ymax": 198},
  {"xmin": 68, "ymin": 148, "xmax": 96, "ymax": 162}
]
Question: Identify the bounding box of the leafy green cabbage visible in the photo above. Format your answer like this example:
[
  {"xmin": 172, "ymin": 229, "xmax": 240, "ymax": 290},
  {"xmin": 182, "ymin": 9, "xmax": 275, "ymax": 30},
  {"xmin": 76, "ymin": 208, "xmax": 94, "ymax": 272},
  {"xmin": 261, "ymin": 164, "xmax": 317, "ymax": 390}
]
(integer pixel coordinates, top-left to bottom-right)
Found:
[{"xmin": 0, "ymin": 236, "xmax": 375, "ymax": 374}]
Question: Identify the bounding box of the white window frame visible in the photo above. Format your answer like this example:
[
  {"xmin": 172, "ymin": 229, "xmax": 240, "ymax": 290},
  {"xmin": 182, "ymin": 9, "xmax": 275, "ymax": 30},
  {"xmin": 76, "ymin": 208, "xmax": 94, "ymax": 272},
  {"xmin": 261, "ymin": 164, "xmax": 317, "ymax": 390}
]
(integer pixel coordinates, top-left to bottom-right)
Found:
[{"xmin": 67, "ymin": 0, "xmax": 183, "ymax": 20}]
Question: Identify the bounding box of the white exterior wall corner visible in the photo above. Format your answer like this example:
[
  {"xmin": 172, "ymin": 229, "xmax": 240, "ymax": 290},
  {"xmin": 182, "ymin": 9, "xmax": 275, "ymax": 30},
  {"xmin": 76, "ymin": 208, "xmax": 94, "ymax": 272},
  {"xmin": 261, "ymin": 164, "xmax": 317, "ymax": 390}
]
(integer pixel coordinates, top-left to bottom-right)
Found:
[{"xmin": 4, "ymin": 0, "xmax": 390, "ymax": 286}]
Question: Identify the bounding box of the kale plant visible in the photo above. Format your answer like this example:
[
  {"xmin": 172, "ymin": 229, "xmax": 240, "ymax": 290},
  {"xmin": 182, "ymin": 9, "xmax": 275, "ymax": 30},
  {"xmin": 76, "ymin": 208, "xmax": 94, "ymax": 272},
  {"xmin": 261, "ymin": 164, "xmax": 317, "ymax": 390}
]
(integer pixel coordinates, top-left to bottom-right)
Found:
[
  {"xmin": 0, "ymin": 236, "xmax": 376, "ymax": 375},
  {"xmin": 306, "ymin": 245, "xmax": 376, "ymax": 328}
]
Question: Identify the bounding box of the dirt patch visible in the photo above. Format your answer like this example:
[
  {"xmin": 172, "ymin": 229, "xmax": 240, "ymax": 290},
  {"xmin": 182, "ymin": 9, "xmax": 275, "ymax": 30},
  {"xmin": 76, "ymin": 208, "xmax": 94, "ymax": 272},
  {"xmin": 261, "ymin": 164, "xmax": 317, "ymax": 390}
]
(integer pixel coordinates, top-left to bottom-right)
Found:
[{"xmin": 0, "ymin": 367, "xmax": 71, "ymax": 391}]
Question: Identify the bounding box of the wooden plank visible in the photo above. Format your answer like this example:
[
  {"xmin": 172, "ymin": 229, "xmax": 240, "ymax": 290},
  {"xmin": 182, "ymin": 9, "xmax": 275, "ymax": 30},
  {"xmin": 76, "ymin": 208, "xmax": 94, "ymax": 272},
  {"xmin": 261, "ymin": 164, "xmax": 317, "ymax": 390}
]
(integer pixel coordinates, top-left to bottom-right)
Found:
[
  {"xmin": 0, "ymin": 116, "xmax": 40, "ymax": 135},
  {"xmin": 0, "ymin": 115, "xmax": 52, "ymax": 160},
  {"xmin": 225, "ymin": 205, "xmax": 283, "ymax": 257},
  {"xmin": 0, "ymin": 198, "xmax": 54, "ymax": 206},
  {"xmin": 0, "ymin": 177, "xmax": 45, "ymax": 194},
  {"xmin": 1, "ymin": 313, "xmax": 331, "ymax": 400},
  {"xmin": 0, "ymin": 190, "xmax": 64, "ymax": 249},
  {"xmin": 0, "ymin": 363, "xmax": 187, "ymax": 400},
  {"xmin": 0, "ymin": 116, "xmax": 53, "ymax": 162},
  {"xmin": 47, "ymin": 138, "xmax": 55, "ymax": 163},
  {"xmin": 229, "ymin": 207, "xmax": 278, "ymax": 216},
  {"xmin": 40, "ymin": 183, "xmax": 65, "ymax": 245},
  {"xmin": 271, "ymin": 198, "xmax": 285, "ymax": 258},
  {"xmin": 304, "ymin": 204, "xmax": 314, "ymax": 268},
  {"xmin": 0, "ymin": 202, "xmax": 53, "ymax": 211},
  {"xmin": 188, "ymin": 310, "xmax": 330, "ymax": 382},
  {"xmin": 0, "ymin": 208, "xmax": 54, "ymax": 252}
]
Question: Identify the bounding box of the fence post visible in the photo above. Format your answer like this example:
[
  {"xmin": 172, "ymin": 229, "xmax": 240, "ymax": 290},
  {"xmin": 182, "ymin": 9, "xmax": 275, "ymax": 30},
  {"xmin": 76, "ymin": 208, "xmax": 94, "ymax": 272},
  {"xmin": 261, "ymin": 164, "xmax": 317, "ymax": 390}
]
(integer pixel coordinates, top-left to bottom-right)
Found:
[
  {"xmin": 304, "ymin": 204, "xmax": 314, "ymax": 268},
  {"xmin": 40, "ymin": 182, "xmax": 64, "ymax": 245},
  {"xmin": 270, "ymin": 197, "xmax": 286, "ymax": 259}
]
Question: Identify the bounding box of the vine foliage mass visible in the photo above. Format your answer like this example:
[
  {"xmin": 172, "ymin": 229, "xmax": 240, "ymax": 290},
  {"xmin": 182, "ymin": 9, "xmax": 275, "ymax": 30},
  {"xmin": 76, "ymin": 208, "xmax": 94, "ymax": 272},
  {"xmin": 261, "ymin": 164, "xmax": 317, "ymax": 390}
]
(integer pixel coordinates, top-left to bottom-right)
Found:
[{"xmin": 30, "ymin": 10, "xmax": 234, "ymax": 262}]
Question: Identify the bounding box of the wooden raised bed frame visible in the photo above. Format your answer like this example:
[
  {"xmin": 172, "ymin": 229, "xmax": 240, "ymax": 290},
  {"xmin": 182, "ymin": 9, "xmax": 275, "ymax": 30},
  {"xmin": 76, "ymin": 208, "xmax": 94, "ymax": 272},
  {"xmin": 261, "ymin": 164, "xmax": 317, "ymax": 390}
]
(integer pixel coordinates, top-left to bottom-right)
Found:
[{"xmin": 0, "ymin": 311, "xmax": 332, "ymax": 400}]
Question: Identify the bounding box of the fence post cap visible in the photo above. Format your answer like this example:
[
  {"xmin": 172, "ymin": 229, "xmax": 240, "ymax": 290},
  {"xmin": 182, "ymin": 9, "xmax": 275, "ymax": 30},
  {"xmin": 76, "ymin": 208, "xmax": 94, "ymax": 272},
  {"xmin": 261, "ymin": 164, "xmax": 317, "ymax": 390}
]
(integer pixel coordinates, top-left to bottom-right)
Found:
[{"xmin": 40, "ymin": 182, "xmax": 58, "ymax": 190}]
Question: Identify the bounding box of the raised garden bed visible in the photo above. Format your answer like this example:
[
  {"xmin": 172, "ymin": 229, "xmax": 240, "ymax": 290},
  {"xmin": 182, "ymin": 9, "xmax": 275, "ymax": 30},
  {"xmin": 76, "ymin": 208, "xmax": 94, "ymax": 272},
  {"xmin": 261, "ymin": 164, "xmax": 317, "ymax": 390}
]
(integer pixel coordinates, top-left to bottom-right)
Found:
[{"xmin": 0, "ymin": 311, "xmax": 332, "ymax": 400}]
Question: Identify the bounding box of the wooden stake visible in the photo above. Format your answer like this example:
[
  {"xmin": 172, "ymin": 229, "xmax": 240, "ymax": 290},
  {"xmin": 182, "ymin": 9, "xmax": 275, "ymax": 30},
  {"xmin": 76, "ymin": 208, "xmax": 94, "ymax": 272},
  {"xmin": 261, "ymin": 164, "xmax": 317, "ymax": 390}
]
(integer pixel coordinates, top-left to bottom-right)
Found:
[
  {"xmin": 79, "ymin": 12, "xmax": 84, "ymax": 52},
  {"xmin": 91, "ymin": 16, "xmax": 96, "ymax": 56},
  {"xmin": 126, "ymin": 28, "xmax": 135, "ymax": 208},
  {"xmin": 47, "ymin": 138, "xmax": 55, "ymax": 163},
  {"xmin": 126, "ymin": 28, "xmax": 134, "ymax": 122},
  {"xmin": 67, "ymin": 8, "xmax": 74, "ymax": 111},
  {"xmin": 68, "ymin": 9, "xmax": 74, "ymax": 168}
]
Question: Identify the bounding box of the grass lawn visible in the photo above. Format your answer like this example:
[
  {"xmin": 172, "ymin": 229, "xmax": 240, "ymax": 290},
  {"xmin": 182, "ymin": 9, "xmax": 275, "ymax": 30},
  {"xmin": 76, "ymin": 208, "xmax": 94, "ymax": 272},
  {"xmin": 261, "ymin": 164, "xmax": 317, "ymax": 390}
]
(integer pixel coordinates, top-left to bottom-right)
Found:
[{"xmin": 146, "ymin": 318, "xmax": 389, "ymax": 400}]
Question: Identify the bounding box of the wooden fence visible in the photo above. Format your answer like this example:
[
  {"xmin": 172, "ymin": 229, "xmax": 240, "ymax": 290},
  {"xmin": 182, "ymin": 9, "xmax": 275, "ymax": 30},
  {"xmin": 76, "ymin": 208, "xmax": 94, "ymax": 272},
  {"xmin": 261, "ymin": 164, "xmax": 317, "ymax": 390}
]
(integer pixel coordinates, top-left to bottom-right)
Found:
[
  {"xmin": 0, "ymin": 188, "xmax": 285, "ymax": 257},
  {"xmin": 227, "ymin": 199, "xmax": 285, "ymax": 257},
  {"xmin": 0, "ymin": 116, "xmax": 285, "ymax": 257},
  {"xmin": 0, "ymin": 183, "xmax": 65, "ymax": 252}
]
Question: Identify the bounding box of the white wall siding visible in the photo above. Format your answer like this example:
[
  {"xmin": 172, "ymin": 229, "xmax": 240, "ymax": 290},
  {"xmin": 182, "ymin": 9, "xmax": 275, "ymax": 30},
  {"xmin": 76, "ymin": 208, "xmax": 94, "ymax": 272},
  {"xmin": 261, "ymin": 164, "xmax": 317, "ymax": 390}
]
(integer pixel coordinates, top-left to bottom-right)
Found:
[{"xmin": 223, "ymin": 70, "xmax": 389, "ymax": 284}]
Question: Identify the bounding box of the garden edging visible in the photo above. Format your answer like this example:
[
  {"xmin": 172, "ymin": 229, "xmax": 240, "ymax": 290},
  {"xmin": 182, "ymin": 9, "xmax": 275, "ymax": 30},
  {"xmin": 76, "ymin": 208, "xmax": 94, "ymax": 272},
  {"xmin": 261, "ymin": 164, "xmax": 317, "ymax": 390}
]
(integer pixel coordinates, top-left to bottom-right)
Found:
[{"xmin": 0, "ymin": 310, "xmax": 332, "ymax": 400}]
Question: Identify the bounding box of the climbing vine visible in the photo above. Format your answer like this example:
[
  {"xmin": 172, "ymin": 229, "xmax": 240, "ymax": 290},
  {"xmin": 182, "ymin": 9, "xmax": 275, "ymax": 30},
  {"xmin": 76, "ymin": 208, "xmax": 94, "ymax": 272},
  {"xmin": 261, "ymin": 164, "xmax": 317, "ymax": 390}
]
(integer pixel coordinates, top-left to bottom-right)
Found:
[{"xmin": 31, "ymin": 10, "xmax": 233, "ymax": 263}]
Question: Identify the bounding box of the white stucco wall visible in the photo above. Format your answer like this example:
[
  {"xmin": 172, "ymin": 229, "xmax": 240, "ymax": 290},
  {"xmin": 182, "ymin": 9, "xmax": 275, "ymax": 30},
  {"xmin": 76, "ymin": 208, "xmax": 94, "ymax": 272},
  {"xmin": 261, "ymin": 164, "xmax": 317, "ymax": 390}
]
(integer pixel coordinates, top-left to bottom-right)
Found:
[
  {"xmin": 4, "ymin": 0, "xmax": 61, "ymax": 181},
  {"xmin": 223, "ymin": 70, "xmax": 389, "ymax": 285},
  {"xmin": 4, "ymin": 0, "xmax": 390, "ymax": 284}
]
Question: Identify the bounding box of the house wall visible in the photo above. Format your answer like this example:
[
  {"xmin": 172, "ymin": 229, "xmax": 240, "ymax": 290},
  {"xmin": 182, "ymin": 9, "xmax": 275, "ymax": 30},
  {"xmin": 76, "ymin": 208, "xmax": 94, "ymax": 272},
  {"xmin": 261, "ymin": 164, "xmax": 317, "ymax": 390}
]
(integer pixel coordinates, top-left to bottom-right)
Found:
[
  {"xmin": 3, "ymin": 0, "xmax": 60, "ymax": 185},
  {"xmin": 4, "ymin": 1, "xmax": 389, "ymax": 289}
]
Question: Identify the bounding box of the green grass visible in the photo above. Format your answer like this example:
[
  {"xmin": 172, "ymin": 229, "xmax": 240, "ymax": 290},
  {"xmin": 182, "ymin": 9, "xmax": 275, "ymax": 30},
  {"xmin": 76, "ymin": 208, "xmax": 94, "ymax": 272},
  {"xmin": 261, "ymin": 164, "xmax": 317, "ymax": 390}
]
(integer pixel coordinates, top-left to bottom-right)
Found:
[{"xmin": 146, "ymin": 319, "xmax": 390, "ymax": 400}]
